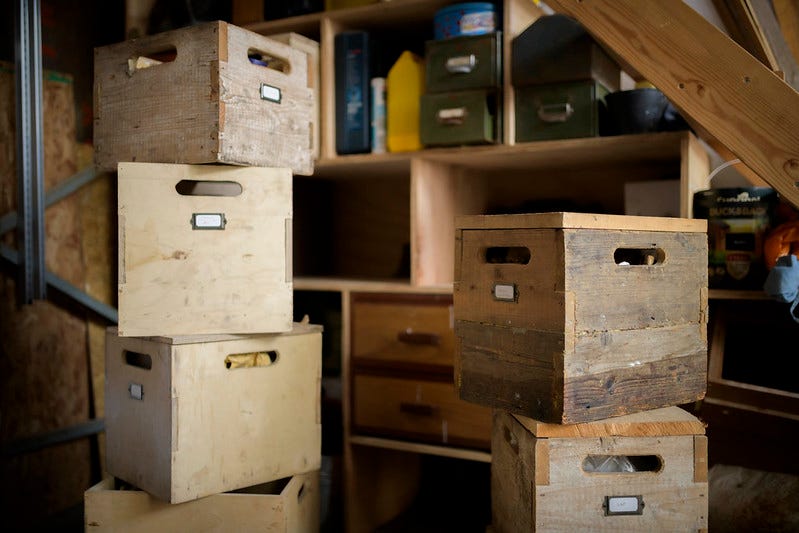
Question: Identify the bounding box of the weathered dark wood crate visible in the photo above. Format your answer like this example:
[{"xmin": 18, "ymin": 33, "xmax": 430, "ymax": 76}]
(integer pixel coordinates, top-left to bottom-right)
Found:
[
  {"xmin": 94, "ymin": 20, "xmax": 313, "ymax": 175},
  {"xmin": 454, "ymin": 212, "xmax": 708, "ymax": 424}
]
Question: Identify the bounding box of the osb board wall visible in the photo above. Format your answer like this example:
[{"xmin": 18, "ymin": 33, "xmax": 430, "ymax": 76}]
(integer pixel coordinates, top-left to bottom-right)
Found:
[
  {"xmin": 77, "ymin": 142, "xmax": 116, "ymax": 474},
  {"xmin": 0, "ymin": 62, "xmax": 91, "ymax": 524}
]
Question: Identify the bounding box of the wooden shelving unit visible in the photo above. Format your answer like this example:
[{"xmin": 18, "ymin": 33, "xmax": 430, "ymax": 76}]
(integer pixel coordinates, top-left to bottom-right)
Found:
[{"xmin": 232, "ymin": 0, "xmax": 799, "ymax": 529}]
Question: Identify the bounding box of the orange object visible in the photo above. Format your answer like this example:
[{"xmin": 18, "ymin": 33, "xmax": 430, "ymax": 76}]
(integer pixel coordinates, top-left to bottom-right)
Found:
[{"xmin": 764, "ymin": 220, "xmax": 799, "ymax": 269}]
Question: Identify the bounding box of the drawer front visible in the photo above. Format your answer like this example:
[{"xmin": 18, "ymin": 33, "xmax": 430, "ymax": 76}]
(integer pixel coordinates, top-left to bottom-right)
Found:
[
  {"xmin": 515, "ymin": 80, "xmax": 609, "ymax": 142},
  {"xmin": 352, "ymin": 374, "xmax": 492, "ymax": 449},
  {"xmin": 426, "ymin": 32, "xmax": 502, "ymax": 93},
  {"xmin": 420, "ymin": 89, "xmax": 501, "ymax": 147},
  {"xmin": 351, "ymin": 293, "xmax": 454, "ymax": 373}
]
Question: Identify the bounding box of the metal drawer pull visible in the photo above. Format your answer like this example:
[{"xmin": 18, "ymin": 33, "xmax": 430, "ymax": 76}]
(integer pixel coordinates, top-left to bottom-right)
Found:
[
  {"xmin": 397, "ymin": 328, "xmax": 441, "ymax": 346},
  {"xmin": 437, "ymin": 107, "xmax": 467, "ymax": 125},
  {"xmin": 445, "ymin": 54, "xmax": 476, "ymax": 74},
  {"xmin": 400, "ymin": 402, "xmax": 438, "ymax": 416},
  {"xmin": 537, "ymin": 102, "xmax": 574, "ymax": 123}
]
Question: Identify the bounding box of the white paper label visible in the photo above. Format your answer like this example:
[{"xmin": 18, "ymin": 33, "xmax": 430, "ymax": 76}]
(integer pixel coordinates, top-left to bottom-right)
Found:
[
  {"xmin": 129, "ymin": 382, "xmax": 143, "ymax": 401},
  {"xmin": 493, "ymin": 283, "xmax": 516, "ymax": 302},
  {"xmin": 608, "ymin": 496, "xmax": 639, "ymax": 514},
  {"xmin": 194, "ymin": 213, "xmax": 223, "ymax": 228},
  {"xmin": 260, "ymin": 83, "xmax": 281, "ymax": 103}
]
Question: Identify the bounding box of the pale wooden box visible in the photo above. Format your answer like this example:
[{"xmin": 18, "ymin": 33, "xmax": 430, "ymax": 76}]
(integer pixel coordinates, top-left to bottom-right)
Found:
[
  {"xmin": 104, "ymin": 323, "xmax": 322, "ymax": 504},
  {"xmin": 492, "ymin": 407, "xmax": 708, "ymax": 532},
  {"xmin": 454, "ymin": 212, "xmax": 708, "ymax": 424},
  {"xmin": 94, "ymin": 20, "xmax": 314, "ymax": 175},
  {"xmin": 85, "ymin": 471, "xmax": 319, "ymax": 532},
  {"xmin": 118, "ymin": 162, "xmax": 292, "ymax": 337}
]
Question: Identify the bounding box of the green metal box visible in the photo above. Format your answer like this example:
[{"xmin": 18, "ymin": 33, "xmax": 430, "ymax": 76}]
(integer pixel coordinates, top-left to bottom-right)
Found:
[
  {"xmin": 420, "ymin": 89, "xmax": 501, "ymax": 147},
  {"xmin": 515, "ymin": 80, "xmax": 609, "ymax": 142},
  {"xmin": 425, "ymin": 32, "xmax": 502, "ymax": 93}
]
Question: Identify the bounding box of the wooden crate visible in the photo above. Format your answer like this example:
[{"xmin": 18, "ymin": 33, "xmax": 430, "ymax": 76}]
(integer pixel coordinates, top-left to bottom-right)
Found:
[
  {"xmin": 104, "ymin": 323, "xmax": 322, "ymax": 504},
  {"xmin": 454, "ymin": 212, "xmax": 708, "ymax": 424},
  {"xmin": 84, "ymin": 471, "xmax": 319, "ymax": 532},
  {"xmin": 117, "ymin": 162, "xmax": 292, "ymax": 337},
  {"xmin": 94, "ymin": 20, "xmax": 314, "ymax": 175},
  {"xmin": 492, "ymin": 407, "xmax": 708, "ymax": 532}
]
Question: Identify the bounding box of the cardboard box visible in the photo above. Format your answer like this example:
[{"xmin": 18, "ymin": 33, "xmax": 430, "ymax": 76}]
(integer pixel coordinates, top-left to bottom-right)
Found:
[
  {"xmin": 492, "ymin": 407, "xmax": 708, "ymax": 532},
  {"xmin": 117, "ymin": 162, "xmax": 292, "ymax": 337},
  {"xmin": 104, "ymin": 323, "xmax": 322, "ymax": 503},
  {"xmin": 94, "ymin": 20, "xmax": 314, "ymax": 175},
  {"xmin": 85, "ymin": 471, "xmax": 320, "ymax": 532},
  {"xmin": 454, "ymin": 212, "xmax": 708, "ymax": 424}
]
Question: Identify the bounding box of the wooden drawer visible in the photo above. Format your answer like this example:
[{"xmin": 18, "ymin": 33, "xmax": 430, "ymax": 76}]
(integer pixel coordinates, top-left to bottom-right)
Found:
[
  {"xmin": 420, "ymin": 89, "xmax": 501, "ymax": 147},
  {"xmin": 425, "ymin": 32, "xmax": 502, "ymax": 93},
  {"xmin": 351, "ymin": 293, "xmax": 455, "ymax": 375},
  {"xmin": 352, "ymin": 374, "xmax": 491, "ymax": 450},
  {"xmin": 514, "ymin": 80, "xmax": 609, "ymax": 142}
]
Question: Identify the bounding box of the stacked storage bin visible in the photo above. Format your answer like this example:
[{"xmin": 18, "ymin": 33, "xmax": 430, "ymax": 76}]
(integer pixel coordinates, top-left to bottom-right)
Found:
[
  {"xmin": 84, "ymin": 21, "xmax": 321, "ymax": 531},
  {"xmin": 420, "ymin": 3, "xmax": 503, "ymax": 148},
  {"xmin": 511, "ymin": 14, "xmax": 620, "ymax": 142},
  {"xmin": 453, "ymin": 212, "xmax": 711, "ymax": 531}
]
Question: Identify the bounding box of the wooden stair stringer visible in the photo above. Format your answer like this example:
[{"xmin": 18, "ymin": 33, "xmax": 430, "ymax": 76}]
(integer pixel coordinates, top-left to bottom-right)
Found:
[{"xmin": 544, "ymin": 0, "xmax": 799, "ymax": 209}]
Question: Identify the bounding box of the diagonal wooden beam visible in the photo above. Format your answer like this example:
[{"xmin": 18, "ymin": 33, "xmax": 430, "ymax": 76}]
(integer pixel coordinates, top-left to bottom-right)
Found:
[{"xmin": 544, "ymin": 0, "xmax": 799, "ymax": 209}]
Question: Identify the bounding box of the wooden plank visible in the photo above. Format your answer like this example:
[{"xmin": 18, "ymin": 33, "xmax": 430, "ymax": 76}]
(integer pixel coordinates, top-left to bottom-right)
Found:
[
  {"xmin": 747, "ymin": 0, "xmax": 799, "ymax": 89},
  {"xmin": 84, "ymin": 471, "xmax": 319, "ymax": 532},
  {"xmin": 544, "ymin": 0, "xmax": 799, "ymax": 209},
  {"xmin": 347, "ymin": 435, "xmax": 491, "ymax": 462},
  {"xmin": 514, "ymin": 406, "xmax": 706, "ymax": 438},
  {"xmin": 773, "ymin": 0, "xmax": 799, "ymax": 69},
  {"xmin": 455, "ymin": 212, "xmax": 707, "ymax": 232},
  {"xmin": 711, "ymin": 0, "xmax": 780, "ymax": 70}
]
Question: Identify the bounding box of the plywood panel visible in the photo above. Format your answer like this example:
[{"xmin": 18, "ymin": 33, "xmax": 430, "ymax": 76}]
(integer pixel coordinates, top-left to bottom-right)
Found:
[{"xmin": 0, "ymin": 62, "xmax": 90, "ymax": 526}]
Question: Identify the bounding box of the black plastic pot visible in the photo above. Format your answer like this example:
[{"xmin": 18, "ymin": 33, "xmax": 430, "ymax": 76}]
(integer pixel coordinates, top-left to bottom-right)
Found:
[{"xmin": 604, "ymin": 88, "xmax": 689, "ymax": 135}]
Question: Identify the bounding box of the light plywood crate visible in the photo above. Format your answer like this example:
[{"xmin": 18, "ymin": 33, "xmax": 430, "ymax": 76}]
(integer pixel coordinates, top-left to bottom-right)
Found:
[
  {"xmin": 492, "ymin": 407, "xmax": 708, "ymax": 532},
  {"xmin": 85, "ymin": 471, "xmax": 319, "ymax": 532},
  {"xmin": 118, "ymin": 162, "xmax": 291, "ymax": 337},
  {"xmin": 104, "ymin": 323, "xmax": 322, "ymax": 504},
  {"xmin": 454, "ymin": 212, "xmax": 708, "ymax": 424},
  {"xmin": 94, "ymin": 20, "xmax": 314, "ymax": 175}
]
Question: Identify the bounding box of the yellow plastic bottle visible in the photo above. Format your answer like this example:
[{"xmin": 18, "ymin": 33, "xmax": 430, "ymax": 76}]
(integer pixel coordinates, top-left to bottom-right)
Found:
[{"xmin": 387, "ymin": 50, "xmax": 425, "ymax": 152}]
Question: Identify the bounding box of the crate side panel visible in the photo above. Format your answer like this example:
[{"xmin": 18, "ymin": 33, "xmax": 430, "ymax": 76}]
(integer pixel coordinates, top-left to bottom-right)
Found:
[
  {"xmin": 94, "ymin": 22, "xmax": 221, "ymax": 170},
  {"xmin": 454, "ymin": 228, "xmax": 567, "ymax": 331},
  {"xmin": 564, "ymin": 229, "xmax": 708, "ymax": 331},
  {"xmin": 535, "ymin": 435, "xmax": 708, "ymax": 531},
  {"xmin": 562, "ymin": 351, "xmax": 707, "ymax": 424},
  {"xmin": 118, "ymin": 163, "xmax": 292, "ymax": 336},
  {"xmin": 104, "ymin": 331, "xmax": 174, "ymax": 501},
  {"xmin": 455, "ymin": 320, "xmax": 563, "ymax": 420},
  {"xmin": 168, "ymin": 329, "xmax": 322, "ymax": 502},
  {"xmin": 219, "ymin": 26, "xmax": 313, "ymax": 174}
]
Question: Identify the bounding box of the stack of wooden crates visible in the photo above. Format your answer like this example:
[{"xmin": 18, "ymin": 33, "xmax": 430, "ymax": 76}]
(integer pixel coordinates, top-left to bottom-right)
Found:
[
  {"xmin": 453, "ymin": 212, "xmax": 710, "ymax": 532},
  {"xmin": 84, "ymin": 21, "xmax": 321, "ymax": 531}
]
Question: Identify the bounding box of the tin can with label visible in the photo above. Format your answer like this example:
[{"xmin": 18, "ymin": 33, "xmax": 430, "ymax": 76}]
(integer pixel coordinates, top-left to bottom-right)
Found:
[{"xmin": 693, "ymin": 187, "xmax": 779, "ymax": 289}]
